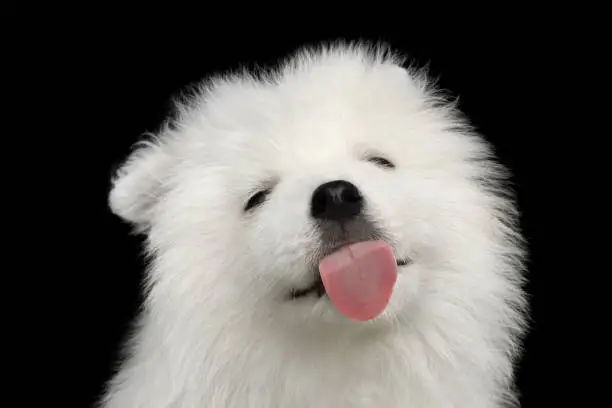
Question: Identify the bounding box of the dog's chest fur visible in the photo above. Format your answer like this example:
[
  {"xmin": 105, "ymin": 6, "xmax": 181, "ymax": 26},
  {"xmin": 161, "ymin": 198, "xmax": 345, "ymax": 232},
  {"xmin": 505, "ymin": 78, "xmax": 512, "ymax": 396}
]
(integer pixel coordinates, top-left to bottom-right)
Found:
[{"xmin": 105, "ymin": 315, "xmax": 501, "ymax": 408}]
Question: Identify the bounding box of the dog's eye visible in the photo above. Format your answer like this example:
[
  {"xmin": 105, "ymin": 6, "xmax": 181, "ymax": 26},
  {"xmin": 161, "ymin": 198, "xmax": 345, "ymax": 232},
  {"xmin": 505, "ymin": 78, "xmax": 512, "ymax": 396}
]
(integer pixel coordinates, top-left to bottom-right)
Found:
[
  {"xmin": 244, "ymin": 189, "xmax": 270, "ymax": 212},
  {"xmin": 366, "ymin": 156, "xmax": 395, "ymax": 169}
]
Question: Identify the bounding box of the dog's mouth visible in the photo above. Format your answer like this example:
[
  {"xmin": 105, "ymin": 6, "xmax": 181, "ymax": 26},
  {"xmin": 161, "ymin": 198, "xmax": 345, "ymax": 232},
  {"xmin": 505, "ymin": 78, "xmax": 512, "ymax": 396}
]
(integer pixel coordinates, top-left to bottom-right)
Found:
[
  {"xmin": 289, "ymin": 276, "xmax": 327, "ymax": 299},
  {"xmin": 289, "ymin": 258, "xmax": 411, "ymax": 300}
]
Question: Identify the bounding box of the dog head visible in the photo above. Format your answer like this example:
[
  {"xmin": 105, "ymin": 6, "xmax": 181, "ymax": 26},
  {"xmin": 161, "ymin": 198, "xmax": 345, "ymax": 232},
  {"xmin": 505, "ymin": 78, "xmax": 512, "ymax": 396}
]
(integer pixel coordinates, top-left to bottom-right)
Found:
[{"xmin": 109, "ymin": 43, "xmax": 525, "ymax": 334}]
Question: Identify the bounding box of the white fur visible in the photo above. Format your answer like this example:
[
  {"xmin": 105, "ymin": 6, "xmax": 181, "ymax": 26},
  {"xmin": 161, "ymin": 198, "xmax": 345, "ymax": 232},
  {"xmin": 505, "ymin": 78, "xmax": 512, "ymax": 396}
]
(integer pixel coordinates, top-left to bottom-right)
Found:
[{"xmin": 102, "ymin": 42, "xmax": 527, "ymax": 407}]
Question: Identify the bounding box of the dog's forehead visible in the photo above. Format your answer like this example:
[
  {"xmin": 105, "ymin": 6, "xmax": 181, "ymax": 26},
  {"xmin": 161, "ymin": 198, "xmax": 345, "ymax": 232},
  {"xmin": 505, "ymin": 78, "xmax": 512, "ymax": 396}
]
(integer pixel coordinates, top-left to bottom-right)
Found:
[
  {"xmin": 175, "ymin": 49, "xmax": 468, "ymax": 179},
  {"xmin": 197, "ymin": 65, "xmax": 426, "ymax": 163}
]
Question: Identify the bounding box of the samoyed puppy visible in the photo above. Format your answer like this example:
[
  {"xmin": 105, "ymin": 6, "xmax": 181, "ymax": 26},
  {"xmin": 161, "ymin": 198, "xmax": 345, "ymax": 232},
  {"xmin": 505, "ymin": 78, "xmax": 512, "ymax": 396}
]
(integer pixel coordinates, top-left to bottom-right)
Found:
[{"xmin": 101, "ymin": 42, "xmax": 527, "ymax": 407}]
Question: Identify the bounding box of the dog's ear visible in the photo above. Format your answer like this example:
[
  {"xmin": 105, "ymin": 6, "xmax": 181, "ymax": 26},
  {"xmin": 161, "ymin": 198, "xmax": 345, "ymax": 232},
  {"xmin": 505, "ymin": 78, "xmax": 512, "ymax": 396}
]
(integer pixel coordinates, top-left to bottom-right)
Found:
[{"xmin": 108, "ymin": 138, "xmax": 173, "ymax": 230}]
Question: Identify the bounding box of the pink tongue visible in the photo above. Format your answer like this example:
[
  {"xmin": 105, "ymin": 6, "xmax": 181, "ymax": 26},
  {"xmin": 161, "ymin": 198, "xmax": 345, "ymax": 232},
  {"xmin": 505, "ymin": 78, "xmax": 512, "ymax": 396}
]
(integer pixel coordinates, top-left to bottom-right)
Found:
[{"xmin": 319, "ymin": 240, "xmax": 397, "ymax": 321}]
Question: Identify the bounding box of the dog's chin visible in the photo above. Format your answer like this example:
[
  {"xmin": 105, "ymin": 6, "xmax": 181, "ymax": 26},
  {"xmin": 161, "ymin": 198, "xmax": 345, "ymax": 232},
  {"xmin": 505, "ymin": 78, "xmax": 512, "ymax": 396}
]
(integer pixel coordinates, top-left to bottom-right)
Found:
[{"xmin": 280, "ymin": 282, "xmax": 409, "ymax": 331}]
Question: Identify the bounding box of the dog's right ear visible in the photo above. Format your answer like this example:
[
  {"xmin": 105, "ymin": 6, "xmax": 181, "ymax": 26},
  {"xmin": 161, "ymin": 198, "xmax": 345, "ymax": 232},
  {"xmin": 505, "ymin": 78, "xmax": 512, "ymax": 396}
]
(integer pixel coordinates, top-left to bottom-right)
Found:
[{"xmin": 108, "ymin": 139, "xmax": 173, "ymax": 230}]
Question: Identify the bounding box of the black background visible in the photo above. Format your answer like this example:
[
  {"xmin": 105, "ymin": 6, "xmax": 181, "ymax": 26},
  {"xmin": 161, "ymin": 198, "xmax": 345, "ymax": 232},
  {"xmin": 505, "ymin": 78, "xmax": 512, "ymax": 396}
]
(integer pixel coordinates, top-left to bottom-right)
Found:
[{"xmin": 18, "ymin": 11, "xmax": 572, "ymax": 408}]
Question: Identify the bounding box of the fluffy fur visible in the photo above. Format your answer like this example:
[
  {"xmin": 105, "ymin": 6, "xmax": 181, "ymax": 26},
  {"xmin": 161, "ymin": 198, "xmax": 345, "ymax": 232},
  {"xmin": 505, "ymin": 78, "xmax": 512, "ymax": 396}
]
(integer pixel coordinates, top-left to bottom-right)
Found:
[{"xmin": 102, "ymin": 42, "xmax": 528, "ymax": 407}]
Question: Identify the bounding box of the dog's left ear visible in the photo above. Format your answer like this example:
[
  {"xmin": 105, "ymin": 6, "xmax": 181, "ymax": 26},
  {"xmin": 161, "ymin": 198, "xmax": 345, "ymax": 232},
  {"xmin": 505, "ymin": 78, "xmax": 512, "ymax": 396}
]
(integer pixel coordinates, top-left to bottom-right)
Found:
[
  {"xmin": 108, "ymin": 139, "xmax": 173, "ymax": 230},
  {"xmin": 383, "ymin": 63, "xmax": 429, "ymax": 92}
]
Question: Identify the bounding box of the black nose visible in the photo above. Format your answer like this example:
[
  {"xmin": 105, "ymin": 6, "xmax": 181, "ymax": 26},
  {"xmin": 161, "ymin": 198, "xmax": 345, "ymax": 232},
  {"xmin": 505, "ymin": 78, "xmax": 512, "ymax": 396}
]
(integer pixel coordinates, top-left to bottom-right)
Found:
[{"xmin": 310, "ymin": 180, "xmax": 364, "ymax": 221}]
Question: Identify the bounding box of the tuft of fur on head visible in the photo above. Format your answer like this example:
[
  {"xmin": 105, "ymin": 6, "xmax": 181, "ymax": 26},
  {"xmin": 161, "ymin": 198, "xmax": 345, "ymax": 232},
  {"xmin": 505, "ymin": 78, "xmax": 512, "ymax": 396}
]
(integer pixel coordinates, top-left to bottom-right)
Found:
[{"xmin": 102, "ymin": 40, "xmax": 528, "ymax": 408}]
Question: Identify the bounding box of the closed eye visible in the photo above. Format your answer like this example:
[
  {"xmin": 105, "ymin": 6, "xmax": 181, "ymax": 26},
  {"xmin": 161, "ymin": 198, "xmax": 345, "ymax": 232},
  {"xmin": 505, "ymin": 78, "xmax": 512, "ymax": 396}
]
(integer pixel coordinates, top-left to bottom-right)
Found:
[
  {"xmin": 244, "ymin": 189, "xmax": 271, "ymax": 212},
  {"xmin": 366, "ymin": 155, "xmax": 395, "ymax": 169}
]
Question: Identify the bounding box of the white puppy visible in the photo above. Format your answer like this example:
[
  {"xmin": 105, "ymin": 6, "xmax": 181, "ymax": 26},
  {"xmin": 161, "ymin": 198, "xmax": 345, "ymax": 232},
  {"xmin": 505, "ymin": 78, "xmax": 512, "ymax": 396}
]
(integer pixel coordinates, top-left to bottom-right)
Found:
[{"xmin": 102, "ymin": 42, "xmax": 528, "ymax": 408}]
